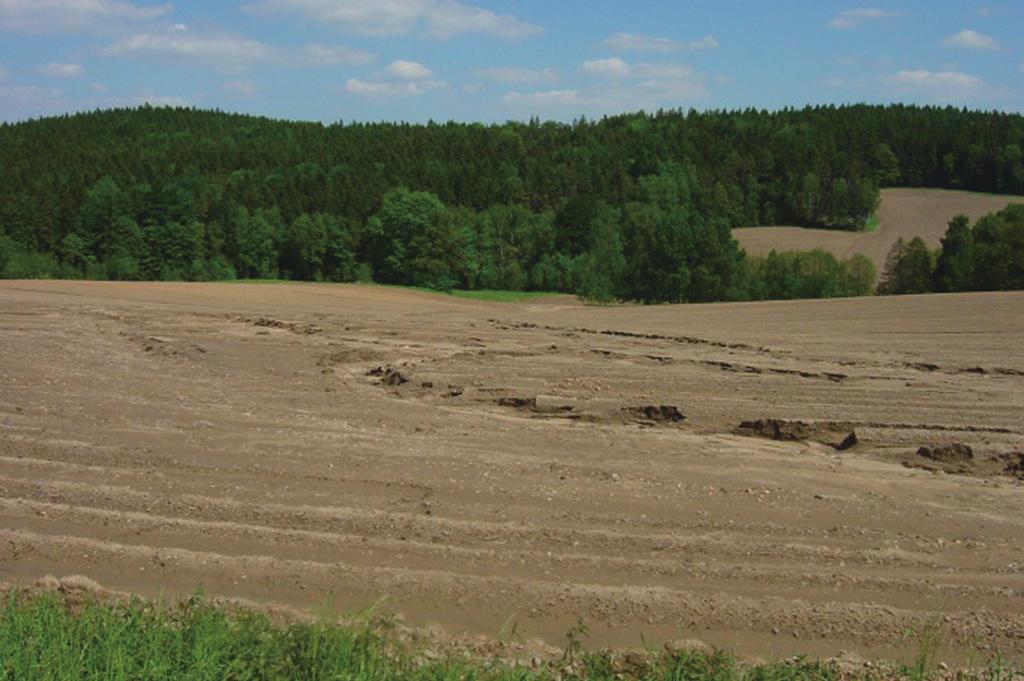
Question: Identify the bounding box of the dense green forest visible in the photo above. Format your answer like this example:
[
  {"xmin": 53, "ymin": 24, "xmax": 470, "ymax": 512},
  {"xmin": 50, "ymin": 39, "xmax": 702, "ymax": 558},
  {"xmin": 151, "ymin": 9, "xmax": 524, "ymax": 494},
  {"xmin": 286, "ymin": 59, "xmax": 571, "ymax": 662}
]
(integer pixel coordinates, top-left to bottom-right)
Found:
[{"xmin": 1, "ymin": 104, "xmax": 1023, "ymax": 301}]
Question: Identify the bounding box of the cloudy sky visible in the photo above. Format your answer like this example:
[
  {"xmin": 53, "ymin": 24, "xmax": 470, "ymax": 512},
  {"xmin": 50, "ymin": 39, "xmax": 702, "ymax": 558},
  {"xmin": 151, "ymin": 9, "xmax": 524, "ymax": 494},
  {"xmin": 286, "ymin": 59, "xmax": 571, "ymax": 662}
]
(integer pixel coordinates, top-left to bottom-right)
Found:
[{"xmin": 1, "ymin": 0, "xmax": 1022, "ymax": 123}]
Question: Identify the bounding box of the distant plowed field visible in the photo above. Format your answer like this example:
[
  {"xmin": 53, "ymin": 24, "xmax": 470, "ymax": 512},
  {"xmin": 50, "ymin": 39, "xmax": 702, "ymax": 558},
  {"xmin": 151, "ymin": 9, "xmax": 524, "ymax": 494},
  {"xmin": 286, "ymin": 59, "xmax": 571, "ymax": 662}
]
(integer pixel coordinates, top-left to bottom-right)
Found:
[
  {"xmin": 1, "ymin": 282, "xmax": 1023, "ymax": 664},
  {"xmin": 733, "ymin": 188, "xmax": 1024, "ymax": 269}
]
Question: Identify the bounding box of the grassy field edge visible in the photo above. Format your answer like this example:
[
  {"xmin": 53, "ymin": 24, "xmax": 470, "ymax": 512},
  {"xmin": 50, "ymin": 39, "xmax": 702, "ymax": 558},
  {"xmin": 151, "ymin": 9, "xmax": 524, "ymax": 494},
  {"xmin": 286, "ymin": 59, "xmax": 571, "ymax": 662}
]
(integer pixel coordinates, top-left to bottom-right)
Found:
[{"xmin": 1, "ymin": 589, "xmax": 1019, "ymax": 680}]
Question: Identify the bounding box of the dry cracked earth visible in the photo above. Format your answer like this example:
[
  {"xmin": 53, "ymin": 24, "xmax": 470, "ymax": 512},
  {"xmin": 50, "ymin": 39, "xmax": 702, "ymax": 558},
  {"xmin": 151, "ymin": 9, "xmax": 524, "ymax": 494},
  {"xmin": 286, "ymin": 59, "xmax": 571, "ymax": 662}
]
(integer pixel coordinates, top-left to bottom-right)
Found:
[{"xmin": 0, "ymin": 281, "xmax": 1022, "ymax": 664}]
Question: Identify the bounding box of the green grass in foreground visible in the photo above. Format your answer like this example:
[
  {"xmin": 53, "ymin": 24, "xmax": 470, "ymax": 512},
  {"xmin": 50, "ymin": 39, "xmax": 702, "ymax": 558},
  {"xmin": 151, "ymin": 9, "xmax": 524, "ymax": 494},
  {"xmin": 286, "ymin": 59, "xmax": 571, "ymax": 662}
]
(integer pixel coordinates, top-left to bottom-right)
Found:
[{"xmin": 0, "ymin": 592, "xmax": 1018, "ymax": 681}]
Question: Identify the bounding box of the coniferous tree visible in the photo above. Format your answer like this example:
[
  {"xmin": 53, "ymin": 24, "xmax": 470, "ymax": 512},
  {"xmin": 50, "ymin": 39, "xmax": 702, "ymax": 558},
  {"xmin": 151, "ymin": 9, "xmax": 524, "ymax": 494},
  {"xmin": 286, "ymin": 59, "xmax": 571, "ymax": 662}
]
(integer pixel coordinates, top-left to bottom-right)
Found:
[
  {"xmin": 933, "ymin": 215, "xmax": 974, "ymax": 292},
  {"xmin": 877, "ymin": 237, "xmax": 934, "ymax": 295}
]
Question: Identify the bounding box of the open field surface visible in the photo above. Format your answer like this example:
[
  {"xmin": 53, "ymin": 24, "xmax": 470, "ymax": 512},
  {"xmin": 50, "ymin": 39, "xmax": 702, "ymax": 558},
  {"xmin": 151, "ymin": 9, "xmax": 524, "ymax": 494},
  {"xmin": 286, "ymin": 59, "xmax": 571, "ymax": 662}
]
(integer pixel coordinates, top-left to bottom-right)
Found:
[
  {"xmin": 1, "ymin": 281, "xmax": 1023, "ymax": 665},
  {"xmin": 733, "ymin": 188, "xmax": 1024, "ymax": 269}
]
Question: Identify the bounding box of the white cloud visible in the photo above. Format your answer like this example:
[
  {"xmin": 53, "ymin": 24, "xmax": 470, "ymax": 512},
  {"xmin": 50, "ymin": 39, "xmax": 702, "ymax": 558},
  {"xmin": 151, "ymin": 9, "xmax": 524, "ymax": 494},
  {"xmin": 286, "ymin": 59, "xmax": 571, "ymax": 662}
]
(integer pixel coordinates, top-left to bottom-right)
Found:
[
  {"xmin": 685, "ymin": 35, "xmax": 719, "ymax": 50},
  {"xmin": 506, "ymin": 57, "xmax": 710, "ymax": 115},
  {"xmin": 386, "ymin": 59, "xmax": 431, "ymax": 80},
  {"xmin": 943, "ymin": 29, "xmax": 1000, "ymax": 50},
  {"xmin": 0, "ymin": 0, "xmax": 171, "ymax": 32},
  {"xmin": 476, "ymin": 66, "xmax": 558, "ymax": 84},
  {"xmin": 631, "ymin": 63, "xmax": 696, "ymax": 80},
  {"xmin": 829, "ymin": 8, "xmax": 900, "ymax": 29},
  {"xmin": 345, "ymin": 77, "xmax": 446, "ymax": 97},
  {"xmin": 104, "ymin": 30, "xmax": 276, "ymax": 70},
  {"xmin": 580, "ymin": 57, "xmax": 630, "ymax": 78},
  {"xmin": 38, "ymin": 62, "xmax": 84, "ymax": 77},
  {"xmin": 346, "ymin": 60, "xmax": 446, "ymax": 98},
  {"xmin": 90, "ymin": 81, "xmax": 108, "ymax": 92},
  {"xmin": 882, "ymin": 69, "xmax": 983, "ymax": 89},
  {"xmin": 603, "ymin": 32, "xmax": 718, "ymax": 53},
  {"xmin": 879, "ymin": 69, "xmax": 994, "ymax": 103},
  {"xmin": 580, "ymin": 59, "xmax": 697, "ymax": 83},
  {"xmin": 223, "ymin": 79, "xmax": 259, "ymax": 95},
  {"xmin": 247, "ymin": 0, "xmax": 541, "ymax": 39},
  {"xmin": 300, "ymin": 43, "xmax": 375, "ymax": 66},
  {"xmin": 105, "ymin": 28, "xmax": 381, "ymax": 73}
]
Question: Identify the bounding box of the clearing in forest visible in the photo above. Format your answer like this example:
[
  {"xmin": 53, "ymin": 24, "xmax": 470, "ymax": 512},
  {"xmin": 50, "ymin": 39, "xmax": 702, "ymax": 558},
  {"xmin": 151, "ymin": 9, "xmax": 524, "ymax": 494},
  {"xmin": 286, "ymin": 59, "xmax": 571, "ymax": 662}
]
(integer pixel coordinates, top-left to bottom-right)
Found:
[{"xmin": 732, "ymin": 187, "xmax": 1024, "ymax": 269}]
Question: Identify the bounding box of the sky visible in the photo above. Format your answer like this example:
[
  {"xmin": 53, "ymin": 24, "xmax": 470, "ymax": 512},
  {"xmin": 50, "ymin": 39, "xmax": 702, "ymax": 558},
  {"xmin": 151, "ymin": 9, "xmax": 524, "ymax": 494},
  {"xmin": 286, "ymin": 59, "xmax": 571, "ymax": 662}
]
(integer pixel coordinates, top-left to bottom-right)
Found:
[{"xmin": 1, "ymin": 1, "xmax": 1022, "ymax": 124}]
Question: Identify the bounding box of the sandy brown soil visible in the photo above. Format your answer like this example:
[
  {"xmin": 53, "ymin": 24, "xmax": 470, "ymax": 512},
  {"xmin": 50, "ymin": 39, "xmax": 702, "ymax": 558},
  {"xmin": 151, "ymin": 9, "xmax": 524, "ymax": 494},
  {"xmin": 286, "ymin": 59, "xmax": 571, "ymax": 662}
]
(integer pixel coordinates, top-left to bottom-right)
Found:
[
  {"xmin": 1, "ymin": 281, "xmax": 1022, "ymax": 664},
  {"xmin": 733, "ymin": 188, "xmax": 1024, "ymax": 270}
]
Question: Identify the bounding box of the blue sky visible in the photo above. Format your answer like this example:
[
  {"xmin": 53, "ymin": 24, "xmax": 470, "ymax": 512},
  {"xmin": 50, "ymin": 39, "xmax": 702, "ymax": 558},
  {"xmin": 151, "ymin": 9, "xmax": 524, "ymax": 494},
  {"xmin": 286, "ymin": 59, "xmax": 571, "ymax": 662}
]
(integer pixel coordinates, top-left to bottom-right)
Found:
[{"xmin": 1, "ymin": 1, "xmax": 1022, "ymax": 123}]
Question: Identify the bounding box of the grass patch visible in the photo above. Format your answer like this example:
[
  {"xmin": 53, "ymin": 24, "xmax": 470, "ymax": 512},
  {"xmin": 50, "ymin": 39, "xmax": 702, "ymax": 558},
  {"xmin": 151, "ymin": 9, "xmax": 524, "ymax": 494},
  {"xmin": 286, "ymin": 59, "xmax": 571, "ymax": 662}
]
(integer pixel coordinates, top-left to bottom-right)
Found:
[
  {"xmin": 0, "ymin": 591, "xmax": 1017, "ymax": 681},
  {"xmin": 218, "ymin": 279, "xmax": 560, "ymax": 302},
  {"xmin": 384, "ymin": 284, "xmax": 562, "ymax": 302},
  {"xmin": 447, "ymin": 289, "xmax": 561, "ymax": 303},
  {"xmin": 222, "ymin": 278, "xmax": 303, "ymax": 284},
  {"xmin": 864, "ymin": 214, "xmax": 880, "ymax": 232}
]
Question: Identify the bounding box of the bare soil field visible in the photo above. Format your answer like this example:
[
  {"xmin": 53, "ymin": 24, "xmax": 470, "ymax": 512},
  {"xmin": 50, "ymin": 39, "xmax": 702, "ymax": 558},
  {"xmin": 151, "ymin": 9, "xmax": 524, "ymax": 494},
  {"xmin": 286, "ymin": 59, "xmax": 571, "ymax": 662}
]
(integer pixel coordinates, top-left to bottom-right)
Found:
[
  {"xmin": 1, "ymin": 281, "xmax": 1022, "ymax": 664},
  {"xmin": 733, "ymin": 188, "xmax": 1024, "ymax": 270}
]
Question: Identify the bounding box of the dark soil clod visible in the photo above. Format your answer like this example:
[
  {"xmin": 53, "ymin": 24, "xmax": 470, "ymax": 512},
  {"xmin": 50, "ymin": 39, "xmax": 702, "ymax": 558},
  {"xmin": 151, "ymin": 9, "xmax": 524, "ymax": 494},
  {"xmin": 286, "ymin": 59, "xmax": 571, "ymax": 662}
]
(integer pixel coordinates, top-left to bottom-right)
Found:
[
  {"xmin": 383, "ymin": 368, "xmax": 409, "ymax": 386},
  {"xmin": 736, "ymin": 418, "xmax": 809, "ymax": 442},
  {"xmin": 627, "ymin": 405, "xmax": 686, "ymax": 423},
  {"xmin": 736, "ymin": 419, "xmax": 857, "ymax": 451},
  {"xmin": 497, "ymin": 397, "xmax": 536, "ymax": 409},
  {"xmin": 833, "ymin": 431, "xmax": 859, "ymax": 451},
  {"xmin": 999, "ymin": 452, "xmax": 1024, "ymax": 478},
  {"xmin": 917, "ymin": 443, "xmax": 974, "ymax": 463}
]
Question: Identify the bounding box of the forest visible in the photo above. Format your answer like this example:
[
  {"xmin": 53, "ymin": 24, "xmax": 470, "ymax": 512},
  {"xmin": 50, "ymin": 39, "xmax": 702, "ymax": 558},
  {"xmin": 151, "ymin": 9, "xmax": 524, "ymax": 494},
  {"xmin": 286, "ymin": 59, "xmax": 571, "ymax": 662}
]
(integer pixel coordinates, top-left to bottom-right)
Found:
[{"xmin": 1, "ymin": 104, "xmax": 1023, "ymax": 302}]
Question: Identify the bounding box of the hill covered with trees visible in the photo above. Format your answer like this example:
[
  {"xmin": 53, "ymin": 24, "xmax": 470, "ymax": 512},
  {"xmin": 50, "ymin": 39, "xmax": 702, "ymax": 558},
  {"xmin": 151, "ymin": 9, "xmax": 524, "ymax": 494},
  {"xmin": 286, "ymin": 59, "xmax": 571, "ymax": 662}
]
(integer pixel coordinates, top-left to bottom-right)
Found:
[{"xmin": 1, "ymin": 104, "xmax": 1022, "ymax": 302}]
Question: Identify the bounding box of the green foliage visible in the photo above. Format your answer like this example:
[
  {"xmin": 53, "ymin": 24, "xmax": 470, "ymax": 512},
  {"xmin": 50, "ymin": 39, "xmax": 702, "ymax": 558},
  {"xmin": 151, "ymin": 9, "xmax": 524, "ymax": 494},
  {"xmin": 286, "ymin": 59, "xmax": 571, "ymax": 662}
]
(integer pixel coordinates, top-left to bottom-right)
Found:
[
  {"xmin": 74, "ymin": 176, "xmax": 131, "ymax": 261},
  {"xmin": 368, "ymin": 188, "xmax": 468, "ymax": 290},
  {"xmin": 874, "ymin": 143, "xmax": 901, "ymax": 185},
  {"xmin": 230, "ymin": 207, "xmax": 279, "ymax": 279},
  {"xmin": 465, "ymin": 204, "xmax": 550, "ymax": 291},
  {"xmin": 971, "ymin": 204, "xmax": 1024, "ymax": 291},
  {"xmin": 741, "ymin": 250, "xmax": 877, "ymax": 301},
  {"xmin": 0, "ymin": 591, "xmax": 1016, "ymax": 681},
  {"xmin": 3, "ymin": 105, "xmax": 1024, "ymax": 302},
  {"xmin": 0, "ymin": 235, "xmax": 13, "ymax": 277},
  {"xmin": 575, "ymin": 202, "xmax": 625, "ymax": 303},
  {"xmin": 843, "ymin": 254, "xmax": 877, "ymax": 297},
  {"xmin": 877, "ymin": 237, "xmax": 934, "ymax": 295},
  {"xmin": 1, "ymin": 248, "xmax": 65, "ymax": 279},
  {"xmin": 617, "ymin": 166, "xmax": 744, "ymax": 303},
  {"xmin": 933, "ymin": 215, "xmax": 973, "ymax": 292}
]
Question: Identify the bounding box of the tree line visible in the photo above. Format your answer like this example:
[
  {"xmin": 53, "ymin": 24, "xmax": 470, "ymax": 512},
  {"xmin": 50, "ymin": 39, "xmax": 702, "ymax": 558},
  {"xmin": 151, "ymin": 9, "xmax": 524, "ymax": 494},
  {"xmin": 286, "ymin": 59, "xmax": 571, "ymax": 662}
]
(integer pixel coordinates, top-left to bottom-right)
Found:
[
  {"xmin": 876, "ymin": 204, "xmax": 1024, "ymax": 296},
  {"xmin": 1, "ymin": 104, "xmax": 1023, "ymax": 302}
]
